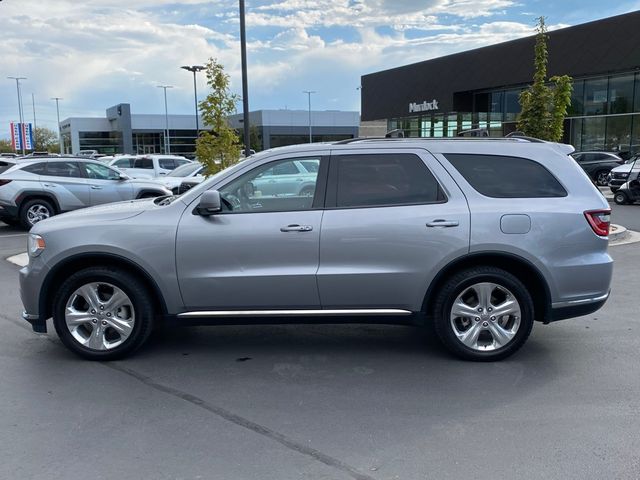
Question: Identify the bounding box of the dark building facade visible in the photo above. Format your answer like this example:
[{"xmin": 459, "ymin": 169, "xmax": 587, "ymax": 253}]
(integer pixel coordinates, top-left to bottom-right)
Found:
[{"xmin": 361, "ymin": 11, "xmax": 640, "ymax": 156}]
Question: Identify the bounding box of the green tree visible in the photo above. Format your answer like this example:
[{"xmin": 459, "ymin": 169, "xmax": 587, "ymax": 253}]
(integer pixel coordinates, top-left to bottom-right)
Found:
[
  {"xmin": 238, "ymin": 125, "xmax": 262, "ymax": 152},
  {"xmin": 195, "ymin": 58, "xmax": 242, "ymax": 176},
  {"xmin": 0, "ymin": 139, "xmax": 13, "ymax": 153},
  {"xmin": 33, "ymin": 127, "xmax": 60, "ymax": 153},
  {"xmin": 517, "ymin": 17, "xmax": 573, "ymax": 142}
]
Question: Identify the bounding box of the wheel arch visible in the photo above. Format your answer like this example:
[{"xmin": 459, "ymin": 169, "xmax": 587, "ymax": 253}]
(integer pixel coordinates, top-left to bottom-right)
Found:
[
  {"xmin": 422, "ymin": 252, "xmax": 552, "ymax": 323},
  {"xmin": 40, "ymin": 252, "xmax": 168, "ymax": 321},
  {"xmin": 16, "ymin": 191, "xmax": 61, "ymax": 214}
]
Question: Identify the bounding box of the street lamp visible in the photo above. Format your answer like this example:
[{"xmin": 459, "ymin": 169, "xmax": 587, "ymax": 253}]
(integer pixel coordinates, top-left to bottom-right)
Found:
[
  {"xmin": 51, "ymin": 97, "xmax": 63, "ymax": 153},
  {"xmin": 157, "ymin": 85, "xmax": 173, "ymax": 154},
  {"xmin": 239, "ymin": 0, "xmax": 251, "ymax": 157},
  {"xmin": 8, "ymin": 76, "xmax": 27, "ymax": 155},
  {"xmin": 180, "ymin": 65, "xmax": 205, "ymax": 143},
  {"xmin": 303, "ymin": 90, "xmax": 316, "ymax": 143}
]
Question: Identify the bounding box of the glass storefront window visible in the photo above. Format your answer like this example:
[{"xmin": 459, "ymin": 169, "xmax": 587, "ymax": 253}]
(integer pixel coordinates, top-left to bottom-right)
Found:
[
  {"xmin": 608, "ymin": 75, "xmax": 635, "ymax": 114},
  {"xmin": 581, "ymin": 117, "xmax": 606, "ymax": 150},
  {"xmin": 569, "ymin": 118, "xmax": 583, "ymax": 151},
  {"xmin": 605, "ymin": 115, "xmax": 632, "ymax": 154},
  {"xmin": 568, "ymin": 80, "xmax": 584, "ymax": 116},
  {"xmin": 420, "ymin": 116, "xmax": 432, "ymax": 137},
  {"xmin": 635, "ymin": 73, "xmax": 640, "ymax": 112},
  {"xmin": 447, "ymin": 114, "xmax": 458, "ymax": 137},
  {"xmin": 432, "ymin": 114, "xmax": 443, "ymax": 138},
  {"xmin": 631, "ymin": 115, "xmax": 640, "ymax": 157},
  {"xmin": 584, "ymin": 77, "xmax": 608, "ymax": 115},
  {"xmin": 490, "ymin": 91, "xmax": 504, "ymax": 117},
  {"xmin": 504, "ymin": 89, "xmax": 521, "ymax": 122}
]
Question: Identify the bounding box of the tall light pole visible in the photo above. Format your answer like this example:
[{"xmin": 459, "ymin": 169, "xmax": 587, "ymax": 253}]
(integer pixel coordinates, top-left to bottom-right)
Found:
[
  {"xmin": 157, "ymin": 85, "xmax": 173, "ymax": 154},
  {"xmin": 303, "ymin": 90, "xmax": 316, "ymax": 143},
  {"xmin": 8, "ymin": 76, "xmax": 27, "ymax": 155},
  {"xmin": 180, "ymin": 65, "xmax": 205, "ymax": 147},
  {"xmin": 51, "ymin": 97, "xmax": 63, "ymax": 153},
  {"xmin": 239, "ymin": 0, "xmax": 251, "ymax": 156}
]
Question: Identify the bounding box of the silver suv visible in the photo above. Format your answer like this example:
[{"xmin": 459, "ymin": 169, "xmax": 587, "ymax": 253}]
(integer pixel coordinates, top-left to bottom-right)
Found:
[
  {"xmin": 19, "ymin": 139, "xmax": 612, "ymax": 361},
  {"xmin": 0, "ymin": 157, "xmax": 171, "ymax": 228}
]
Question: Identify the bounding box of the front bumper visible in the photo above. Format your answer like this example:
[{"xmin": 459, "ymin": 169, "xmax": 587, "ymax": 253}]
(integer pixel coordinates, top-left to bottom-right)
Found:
[{"xmin": 19, "ymin": 260, "xmax": 50, "ymax": 333}]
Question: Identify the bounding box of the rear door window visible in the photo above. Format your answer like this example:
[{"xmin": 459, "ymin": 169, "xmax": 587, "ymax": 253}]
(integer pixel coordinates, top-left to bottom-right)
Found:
[
  {"xmin": 43, "ymin": 162, "xmax": 83, "ymax": 178},
  {"xmin": 159, "ymin": 158, "xmax": 176, "ymax": 170},
  {"xmin": 134, "ymin": 157, "xmax": 154, "ymax": 169},
  {"xmin": 331, "ymin": 153, "xmax": 444, "ymax": 208},
  {"xmin": 444, "ymin": 153, "xmax": 567, "ymax": 198}
]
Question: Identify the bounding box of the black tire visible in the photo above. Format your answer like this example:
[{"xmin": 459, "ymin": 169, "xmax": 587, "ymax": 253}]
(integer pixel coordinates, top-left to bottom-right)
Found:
[
  {"xmin": 0, "ymin": 217, "xmax": 20, "ymax": 226},
  {"xmin": 52, "ymin": 267, "xmax": 154, "ymax": 360},
  {"xmin": 432, "ymin": 267, "xmax": 534, "ymax": 361},
  {"xmin": 299, "ymin": 185, "xmax": 315, "ymax": 197},
  {"xmin": 595, "ymin": 170, "xmax": 609, "ymax": 187},
  {"xmin": 614, "ymin": 192, "xmax": 628, "ymax": 205},
  {"xmin": 19, "ymin": 198, "xmax": 55, "ymax": 230}
]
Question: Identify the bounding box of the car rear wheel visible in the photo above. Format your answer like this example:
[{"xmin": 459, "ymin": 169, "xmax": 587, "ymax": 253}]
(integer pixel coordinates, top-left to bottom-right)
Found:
[
  {"xmin": 433, "ymin": 267, "xmax": 534, "ymax": 361},
  {"xmin": 52, "ymin": 267, "xmax": 154, "ymax": 360},
  {"xmin": 19, "ymin": 198, "xmax": 55, "ymax": 229},
  {"xmin": 595, "ymin": 171, "xmax": 609, "ymax": 186},
  {"xmin": 614, "ymin": 192, "xmax": 629, "ymax": 205}
]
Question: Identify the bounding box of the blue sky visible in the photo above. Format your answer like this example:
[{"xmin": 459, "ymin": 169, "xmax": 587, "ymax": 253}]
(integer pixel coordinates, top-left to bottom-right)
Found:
[{"xmin": 1, "ymin": 0, "xmax": 639, "ymax": 140}]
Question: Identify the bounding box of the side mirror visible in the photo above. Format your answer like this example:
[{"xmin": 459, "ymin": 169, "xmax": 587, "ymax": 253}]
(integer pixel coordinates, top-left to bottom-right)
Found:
[
  {"xmin": 118, "ymin": 173, "xmax": 128, "ymax": 181},
  {"xmin": 196, "ymin": 190, "xmax": 222, "ymax": 216}
]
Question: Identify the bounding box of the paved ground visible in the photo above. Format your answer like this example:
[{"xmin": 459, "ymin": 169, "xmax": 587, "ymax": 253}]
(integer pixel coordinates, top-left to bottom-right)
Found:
[{"xmin": 1, "ymin": 219, "xmax": 639, "ymax": 480}]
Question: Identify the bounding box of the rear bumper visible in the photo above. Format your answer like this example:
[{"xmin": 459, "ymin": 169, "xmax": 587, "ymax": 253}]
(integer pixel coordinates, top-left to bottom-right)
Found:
[{"xmin": 548, "ymin": 291, "xmax": 610, "ymax": 322}]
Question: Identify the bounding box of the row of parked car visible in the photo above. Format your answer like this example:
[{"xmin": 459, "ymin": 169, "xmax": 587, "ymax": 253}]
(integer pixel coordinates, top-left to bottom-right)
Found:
[
  {"xmin": 0, "ymin": 154, "xmax": 201, "ymax": 229},
  {"xmin": 569, "ymin": 150, "xmax": 640, "ymax": 196}
]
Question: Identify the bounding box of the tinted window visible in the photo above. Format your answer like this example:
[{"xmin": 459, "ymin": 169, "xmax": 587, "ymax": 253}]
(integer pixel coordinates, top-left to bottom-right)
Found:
[
  {"xmin": 444, "ymin": 154, "xmax": 567, "ymax": 198},
  {"xmin": 335, "ymin": 154, "xmax": 442, "ymax": 208},
  {"xmin": 167, "ymin": 162, "xmax": 201, "ymax": 177},
  {"xmin": 44, "ymin": 162, "xmax": 82, "ymax": 178},
  {"xmin": 220, "ymin": 158, "xmax": 322, "ymax": 213},
  {"xmin": 175, "ymin": 159, "xmax": 190, "ymax": 167},
  {"xmin": 21, "ymin": 162, "xmax": 47, "ymax": 174},
  {"xmin": 113, "ymin": 158, "xmax": 133, "ymax": 168},
  {"xmin": 133, "ymin": 158, "xmax": 153, "ymax": 169},
  {"xmin": 159, "ymin": 158, "xmax": 175, "ymax": 170},
  {"xmin": 83, "ymin": 162, "xmax": 121, "ymax": 180}
]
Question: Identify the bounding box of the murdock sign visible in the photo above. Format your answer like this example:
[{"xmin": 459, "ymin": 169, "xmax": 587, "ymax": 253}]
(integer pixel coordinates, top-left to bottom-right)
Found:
[{"xmin": 409, "ymin": 99, "xmax": 439, "ymax": 113}]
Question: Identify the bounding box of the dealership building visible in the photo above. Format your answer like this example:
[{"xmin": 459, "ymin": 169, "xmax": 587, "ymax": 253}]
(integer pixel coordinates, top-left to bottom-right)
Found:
[
  {"xmin": 60, "ymin": 104, "xmax": 358, "ymax": 155},
  {"xmin": 360, "ymin": 11, "xmax": 640, "ymax": 155}
]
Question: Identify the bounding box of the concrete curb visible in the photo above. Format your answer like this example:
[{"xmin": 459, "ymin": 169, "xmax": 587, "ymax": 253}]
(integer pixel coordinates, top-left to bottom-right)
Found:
[
  {"xmin": 609, "ymin": 224, "xmax": 628, "ymax": 242},
  {"xmin": 610, "ymin": 229, "xmax": 640, "ymax": 247}
]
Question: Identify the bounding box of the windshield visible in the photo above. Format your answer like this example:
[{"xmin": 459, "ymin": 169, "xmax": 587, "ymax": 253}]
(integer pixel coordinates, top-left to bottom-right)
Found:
[{"xmin": 167, "ymin": 162, "xmax": 202, "ymax": 177}]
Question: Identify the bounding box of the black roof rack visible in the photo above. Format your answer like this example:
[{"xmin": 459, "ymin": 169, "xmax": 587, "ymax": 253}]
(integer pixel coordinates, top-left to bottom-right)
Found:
[{"xmin": 334, "ymin": 136, "xmax": 545, "ymax": 145}]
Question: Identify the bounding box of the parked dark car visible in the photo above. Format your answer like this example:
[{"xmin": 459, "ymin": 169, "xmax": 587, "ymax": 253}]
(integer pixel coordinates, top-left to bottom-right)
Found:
[{"xmin": 571, "ymin": 151, "xmax": 624, "ymax": 186}]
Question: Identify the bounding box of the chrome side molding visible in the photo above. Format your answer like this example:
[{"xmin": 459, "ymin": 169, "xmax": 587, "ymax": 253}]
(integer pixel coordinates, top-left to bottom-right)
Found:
[{"xmin": 177, "ymin": 308, "xmax": 412, "ymax": 318}]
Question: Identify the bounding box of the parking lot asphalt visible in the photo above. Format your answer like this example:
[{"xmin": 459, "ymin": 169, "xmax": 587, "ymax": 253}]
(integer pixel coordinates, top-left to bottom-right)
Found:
[{"xmin": 1, "ymin": 221, "xmax": 640, "ymax": 480}]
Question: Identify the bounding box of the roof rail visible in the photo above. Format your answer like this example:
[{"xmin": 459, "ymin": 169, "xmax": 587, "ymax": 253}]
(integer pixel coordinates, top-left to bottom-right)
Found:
[{"xmin": 334, "ymin": 136, "xmax": 546, "ymax": 145}]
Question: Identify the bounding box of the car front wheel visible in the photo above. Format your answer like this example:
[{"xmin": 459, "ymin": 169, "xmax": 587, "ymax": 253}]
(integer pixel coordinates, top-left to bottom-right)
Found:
[
  {"xmin": 433, "ymin": 267, "xmax": 534, "ymax": 361},
  {"xmin": 614, "ymin": 192, "xmax": 628, "ymax": 205},
  {"xmin": 52, "ymin": 267, "xmax": 154, "ymax": 360}
]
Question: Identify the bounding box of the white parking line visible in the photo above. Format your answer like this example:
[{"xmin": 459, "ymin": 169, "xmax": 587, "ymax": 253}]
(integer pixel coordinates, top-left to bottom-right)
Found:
[{"xmin": 6, "ymin": 253, "xmax": 28, "ymax": 267}]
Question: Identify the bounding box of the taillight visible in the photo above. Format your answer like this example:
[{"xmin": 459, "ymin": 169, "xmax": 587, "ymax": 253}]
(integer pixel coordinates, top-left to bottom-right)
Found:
[
  {"xmin": 584, "ymin": 209, "xmax": 611, "ymax": 237},
  {"xmin": 0, "ymin": 179, "xmax": 12, "ymax": 187}
]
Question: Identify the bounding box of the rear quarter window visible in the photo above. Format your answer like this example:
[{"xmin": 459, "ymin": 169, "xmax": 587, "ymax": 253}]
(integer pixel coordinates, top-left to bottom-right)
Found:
[{"xmin": 444, "ymin": 153, "xmax": 567, "ymax": 198}]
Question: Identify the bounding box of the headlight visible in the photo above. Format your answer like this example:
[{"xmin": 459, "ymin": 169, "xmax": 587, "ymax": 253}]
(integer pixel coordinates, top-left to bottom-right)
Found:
[{"xmin": 27, "ymin": 234, "xmax": 46, "ymax": 257}]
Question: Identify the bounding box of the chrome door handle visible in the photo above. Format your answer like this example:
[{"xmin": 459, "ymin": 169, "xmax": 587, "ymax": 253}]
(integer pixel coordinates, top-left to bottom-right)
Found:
[
  {"xmin": 43, "ymin": 183, "xmax": 56, "ymax": 188},
  {"xmin": 91, "ymin": 185, "xmax": 103, "ymax": 190},
  {"xmin": 280, "ymin": 224, "xmax": 313, "ymax": 232},
  {"xmin": 426, "ymin": 219, "xmax": 459, "ymax": 228}
]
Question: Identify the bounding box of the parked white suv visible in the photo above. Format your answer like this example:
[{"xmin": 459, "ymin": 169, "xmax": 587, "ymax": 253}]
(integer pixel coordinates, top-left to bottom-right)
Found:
[{"xmin": 109, "ymin": 155, "xmax": 192, "ymax": 179}]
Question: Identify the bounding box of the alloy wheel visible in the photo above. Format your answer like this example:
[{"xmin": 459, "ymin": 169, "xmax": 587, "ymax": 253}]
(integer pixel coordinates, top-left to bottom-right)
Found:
[
  {"xmin": 26, "ymin": 204, "xmax": 51, "ymax": 226},
  {"xmin": 449, "ymin": 282, "xmax": 521, "ymax": 351},
  {"xmin": 64, "ymin": 282, "xmax": 136, "ymax": 351}
]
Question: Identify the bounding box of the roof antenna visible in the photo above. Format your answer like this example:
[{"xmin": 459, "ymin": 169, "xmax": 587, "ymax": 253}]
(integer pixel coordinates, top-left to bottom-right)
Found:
[{"xmin": 385, "ymin": 129, "xmax": 404, "ymax": 138}]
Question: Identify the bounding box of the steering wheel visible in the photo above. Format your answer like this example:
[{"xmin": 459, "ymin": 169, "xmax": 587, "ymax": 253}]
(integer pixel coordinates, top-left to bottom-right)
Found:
[{"xmin": 221, "ymin": 194, "xmax": 241, "ymax": 210}]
